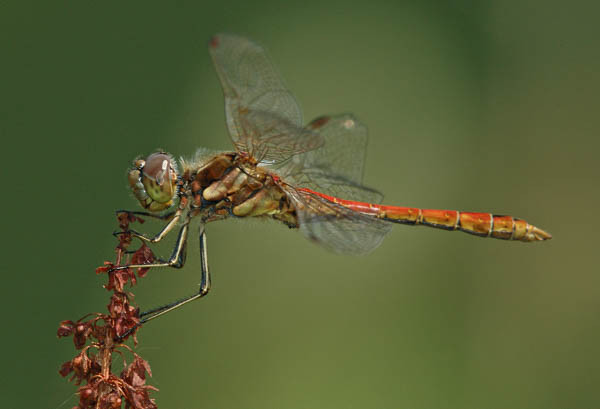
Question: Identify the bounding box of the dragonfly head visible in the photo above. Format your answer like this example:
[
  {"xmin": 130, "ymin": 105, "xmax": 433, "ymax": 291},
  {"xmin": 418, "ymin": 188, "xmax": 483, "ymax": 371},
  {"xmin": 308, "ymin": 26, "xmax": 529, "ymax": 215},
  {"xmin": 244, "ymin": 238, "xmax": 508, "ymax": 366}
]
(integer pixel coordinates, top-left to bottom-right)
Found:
[{"xmin": 128, "ymin": 152, "xmax": 179, "ymax": 212}]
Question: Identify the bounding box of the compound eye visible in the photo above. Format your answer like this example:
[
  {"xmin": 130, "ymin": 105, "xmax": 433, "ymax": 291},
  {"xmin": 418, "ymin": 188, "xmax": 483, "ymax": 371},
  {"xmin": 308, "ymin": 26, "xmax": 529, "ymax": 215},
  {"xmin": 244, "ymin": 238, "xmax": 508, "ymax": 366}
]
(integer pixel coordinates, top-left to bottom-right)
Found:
[
  {"xmin": 143, "ymin": 153, "xmax": 172, "ymax": 184},
  {"xmin": 141, "ymin": 152, "xmax": 177, "ymax": 204}
]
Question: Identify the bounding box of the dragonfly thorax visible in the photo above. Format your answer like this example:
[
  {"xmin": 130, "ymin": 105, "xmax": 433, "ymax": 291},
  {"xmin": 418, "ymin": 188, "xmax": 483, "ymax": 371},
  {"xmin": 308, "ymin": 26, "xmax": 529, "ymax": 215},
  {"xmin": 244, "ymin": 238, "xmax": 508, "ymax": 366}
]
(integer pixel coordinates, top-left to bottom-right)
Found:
[
  {"xmin": 175, "ymin": 152, "xmax": 297, "ymax": 227},
  {"xmin": 128, "ymin": 152, "xmax": 179, "ymax": 212}
]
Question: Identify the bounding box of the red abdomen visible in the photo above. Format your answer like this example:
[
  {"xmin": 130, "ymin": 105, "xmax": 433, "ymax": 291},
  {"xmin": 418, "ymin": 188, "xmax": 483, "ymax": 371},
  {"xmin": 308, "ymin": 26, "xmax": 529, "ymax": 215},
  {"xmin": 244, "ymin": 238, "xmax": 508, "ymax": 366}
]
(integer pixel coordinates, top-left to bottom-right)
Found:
[{"xmin": 300, "ymin": 189, "xmax": 551, "ymax": 242}]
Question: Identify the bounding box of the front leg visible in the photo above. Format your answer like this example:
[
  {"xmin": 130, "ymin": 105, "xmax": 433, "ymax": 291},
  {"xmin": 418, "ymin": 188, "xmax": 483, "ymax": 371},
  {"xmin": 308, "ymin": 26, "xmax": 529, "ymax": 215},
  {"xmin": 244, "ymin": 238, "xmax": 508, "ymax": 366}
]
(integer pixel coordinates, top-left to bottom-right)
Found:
[
  {"xmin": 111, "ymin": 218, "xmax": 190, "ymax": 272},
  {"xmin": 114, "ymin": 208, "xmax": 183, "ymax": 244},
  {"xmin": 116, "ymin": 209, "xmax": 177, "ymax": 221}
]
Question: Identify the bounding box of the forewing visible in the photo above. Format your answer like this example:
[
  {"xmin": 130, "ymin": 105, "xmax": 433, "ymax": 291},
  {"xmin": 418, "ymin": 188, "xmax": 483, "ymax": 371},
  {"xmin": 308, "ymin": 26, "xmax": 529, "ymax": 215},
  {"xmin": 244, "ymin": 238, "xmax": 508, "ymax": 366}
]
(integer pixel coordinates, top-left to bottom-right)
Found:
[
  {"xmin": 209, "ymin": 34, "xmax": 322, "ymax": 163},
  {"xmin": 282, "ymin": 186, "xmax": 392, "ymax": 255},
  {"xmin": 238, "ymin": 109, "xmax": 323, "ymax": 164}
]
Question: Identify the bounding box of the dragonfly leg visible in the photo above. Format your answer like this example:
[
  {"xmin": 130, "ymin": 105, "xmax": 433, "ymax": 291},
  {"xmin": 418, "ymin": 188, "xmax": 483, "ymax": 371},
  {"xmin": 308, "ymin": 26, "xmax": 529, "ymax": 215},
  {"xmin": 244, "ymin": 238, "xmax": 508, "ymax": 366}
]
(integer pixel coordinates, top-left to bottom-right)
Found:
[
  {"xmin": 113, "ymin": 208, "xmax": 183, "ymax": 244},
  {"xmin": 116, "ymin": 209, "xmax": 177, "ymax": 221},
  {"xmin": 116, "ymin": 226, "xmax": 211, "ymax": 340},
  {"xmin": 111, "ymin": 218, "xmax": 190, "ymax": 273}
]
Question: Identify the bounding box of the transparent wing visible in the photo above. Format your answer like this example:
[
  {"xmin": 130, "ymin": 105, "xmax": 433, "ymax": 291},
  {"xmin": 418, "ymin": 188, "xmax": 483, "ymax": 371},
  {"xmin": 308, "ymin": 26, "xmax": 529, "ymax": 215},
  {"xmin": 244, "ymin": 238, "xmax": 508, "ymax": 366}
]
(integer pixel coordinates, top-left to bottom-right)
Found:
[
  {"xmin": 209, "ymin": 33, "xmax": 323, "ymax": 163},
  {"xmin": 236, "ymin": 109, "xmax": 323, "ymax": 164},
  {"xmin": 272, "ymin": 114, "xmax": 383, "ymax": 203},
  {"xmin": 281, "ymin": 185, "xmax": 392, "ymax": 255}
]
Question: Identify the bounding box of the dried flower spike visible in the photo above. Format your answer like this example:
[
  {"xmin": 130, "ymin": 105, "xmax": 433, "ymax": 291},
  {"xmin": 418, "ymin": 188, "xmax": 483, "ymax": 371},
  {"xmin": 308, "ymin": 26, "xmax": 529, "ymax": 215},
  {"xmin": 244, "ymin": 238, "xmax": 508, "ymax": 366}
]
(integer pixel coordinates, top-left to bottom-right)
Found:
[{"xmin": 58, "ymin": 213, "xmax": 158, "ymax": 409}]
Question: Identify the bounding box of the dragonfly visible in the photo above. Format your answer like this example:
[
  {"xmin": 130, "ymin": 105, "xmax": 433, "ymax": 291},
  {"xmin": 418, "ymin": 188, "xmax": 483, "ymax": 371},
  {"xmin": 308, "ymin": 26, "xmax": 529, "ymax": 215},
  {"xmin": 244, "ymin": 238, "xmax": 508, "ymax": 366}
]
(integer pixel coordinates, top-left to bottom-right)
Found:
[{"xmin": 114, "ymin": 33, "xmax": 551, "ymax": 329}]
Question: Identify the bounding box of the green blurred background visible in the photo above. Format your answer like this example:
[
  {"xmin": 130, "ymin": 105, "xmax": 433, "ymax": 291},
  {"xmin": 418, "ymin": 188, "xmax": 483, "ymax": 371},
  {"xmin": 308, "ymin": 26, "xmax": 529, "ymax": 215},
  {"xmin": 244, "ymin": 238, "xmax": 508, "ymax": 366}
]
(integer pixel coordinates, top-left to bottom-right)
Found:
[{"xmin": 2, "ymin": 1, "xmax": 599, "ymax": 408}]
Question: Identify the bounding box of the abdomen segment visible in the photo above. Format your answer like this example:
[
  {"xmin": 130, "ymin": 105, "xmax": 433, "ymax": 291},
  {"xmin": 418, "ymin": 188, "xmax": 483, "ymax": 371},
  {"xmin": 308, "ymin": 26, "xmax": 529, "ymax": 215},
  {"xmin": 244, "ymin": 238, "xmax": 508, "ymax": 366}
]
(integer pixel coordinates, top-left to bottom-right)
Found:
[
  {"xmin": 301, "ymin": 189, "xmax": 551, "ymax": 242},
  {"xmin": 378, "ymin": 207, "xmax": 551, "ymax": 242}
]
